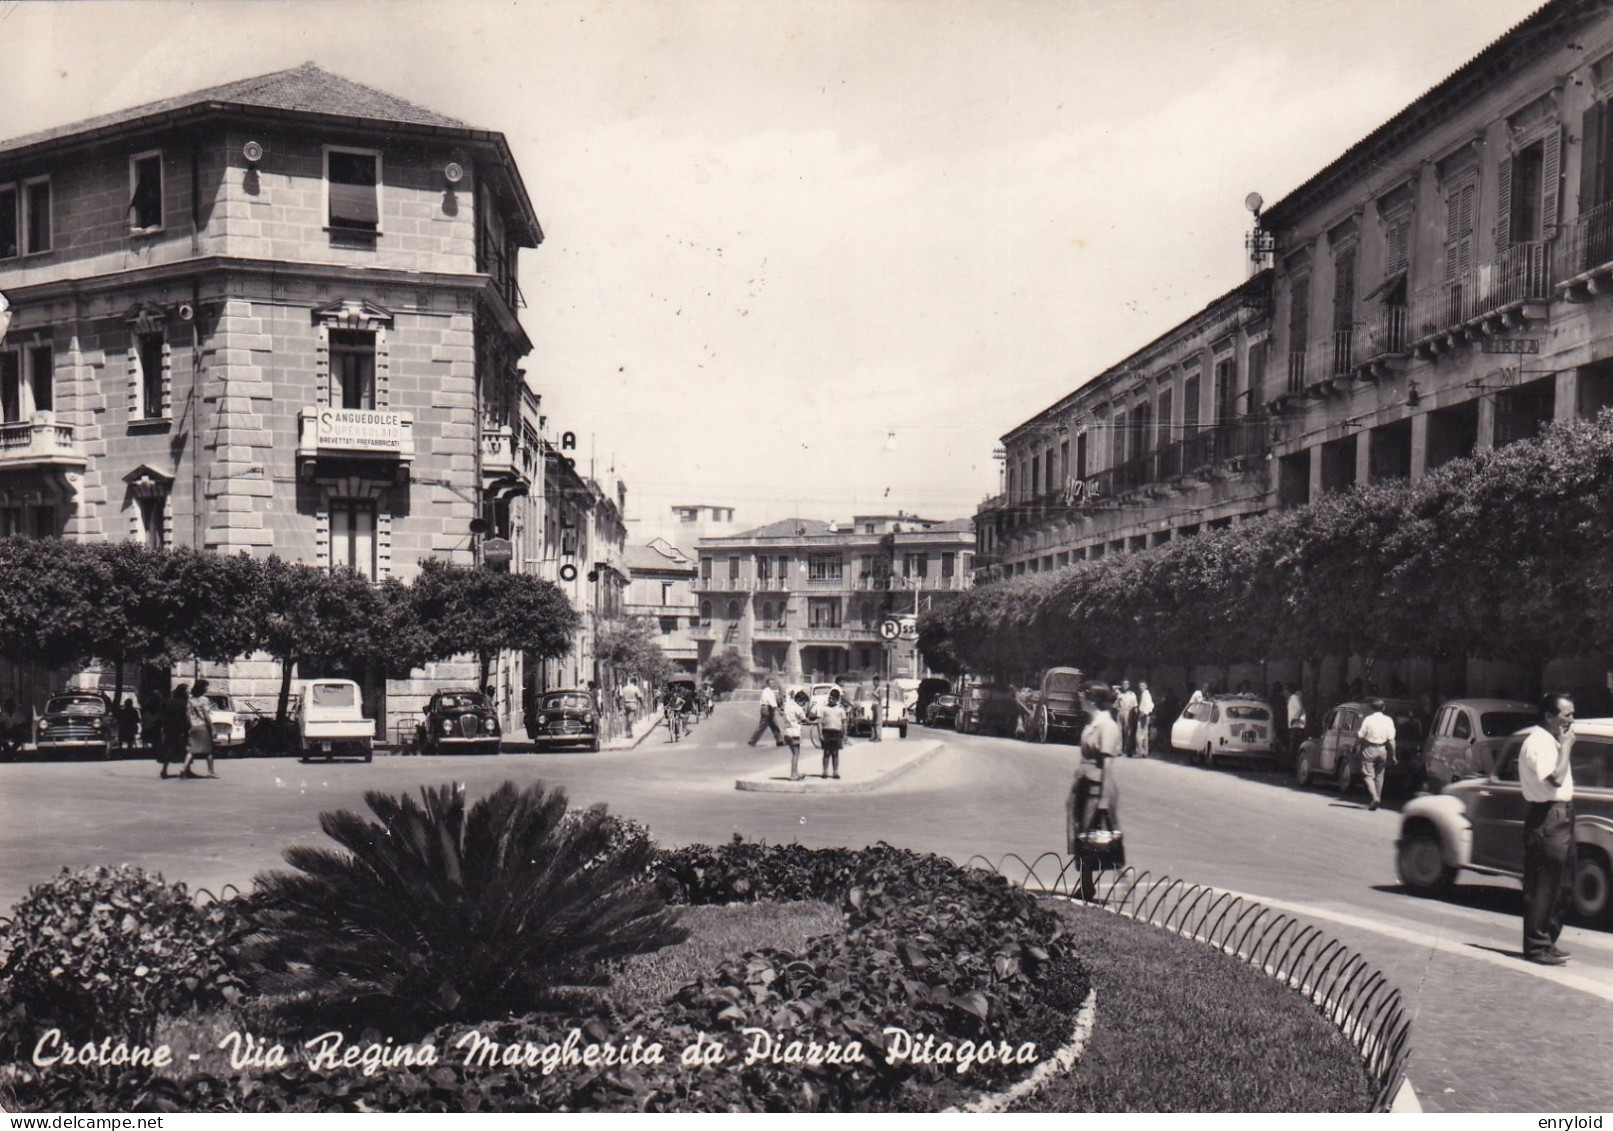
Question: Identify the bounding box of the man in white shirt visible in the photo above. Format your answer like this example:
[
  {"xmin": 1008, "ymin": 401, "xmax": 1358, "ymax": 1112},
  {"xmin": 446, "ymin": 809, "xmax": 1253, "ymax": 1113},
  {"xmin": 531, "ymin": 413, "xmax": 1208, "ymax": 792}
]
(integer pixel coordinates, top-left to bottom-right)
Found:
[
  {"xmin": 1116, "ymin": 681, "xmax": 1139, "ymax": 757},
  {"xmin": 1518, "ymin": 693, "xmax": 1575, "ymax": 966},
  {"xmin": 1354, "ymin": 699, "xmax": 1396, "ymax": 811},
  {"xmin": 1286, "ymin": 688, "xmax": 1307, "ymax": 756},
  {"xmin": 1135, "ymin": 682, "xmax": 1154, "ymax": 759},
  {"xmin": 746, "ymin": 678, "xmax": 784, "ymax": 748}
]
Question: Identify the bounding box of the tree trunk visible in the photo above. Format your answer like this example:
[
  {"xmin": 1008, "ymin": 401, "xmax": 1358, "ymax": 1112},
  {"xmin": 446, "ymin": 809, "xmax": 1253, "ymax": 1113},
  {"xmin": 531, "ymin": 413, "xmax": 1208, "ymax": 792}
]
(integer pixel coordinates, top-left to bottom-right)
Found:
[{"xmin": 276, "ymin": 657, "xmax": 296, "ymax": 728}]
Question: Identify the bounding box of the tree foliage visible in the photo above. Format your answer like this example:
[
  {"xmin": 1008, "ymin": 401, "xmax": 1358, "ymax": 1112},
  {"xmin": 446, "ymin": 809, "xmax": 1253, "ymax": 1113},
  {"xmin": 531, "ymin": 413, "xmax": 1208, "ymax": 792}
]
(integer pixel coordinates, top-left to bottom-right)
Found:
[
  {"xmin": 700, "ymin": 647, "xmax": 750, "ymax": 693},
  {"xmin": 922, "ymin": 412, "xmax": 1613, "ymax": 689},
  {"xmin": 411, "ymin": 559, "xmax": 579, "ymax": 688},
  {"xmin": 595, "ymin": 616, "xmax": 671, "ymax": 685}
]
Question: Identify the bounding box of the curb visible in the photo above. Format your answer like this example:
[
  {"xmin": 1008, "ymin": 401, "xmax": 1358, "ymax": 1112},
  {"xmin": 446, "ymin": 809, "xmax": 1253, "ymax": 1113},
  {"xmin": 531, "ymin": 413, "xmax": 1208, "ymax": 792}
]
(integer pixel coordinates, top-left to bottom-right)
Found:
[{"xmin": 734, "ymin": 740, "xmax": 944, "ymax": 793}]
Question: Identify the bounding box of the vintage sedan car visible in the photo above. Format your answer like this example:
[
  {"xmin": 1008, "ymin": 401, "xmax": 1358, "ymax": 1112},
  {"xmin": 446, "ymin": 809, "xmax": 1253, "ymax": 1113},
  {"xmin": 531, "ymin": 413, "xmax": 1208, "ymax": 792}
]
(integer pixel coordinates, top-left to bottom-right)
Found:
[
  {"xmin": 527, "ymin": 688, "xmax": 601, "ymax": 752},
  {"xmin": 1171, "ymin": 694, "xmax": 1276, "ymax": 768},
  {"xmin": 416, "ymin": 689, "xmax": 502, "ymax": 755},
  {"xmin": 1397, "ymin": 720, "xmax": 1613, "ymax": 925},
  {"xmin": 207, "ymin": 693, "xmax": 247, "ymax": 750},
  {"xmin": 1421, "ymin": 698, "xmax": 1537, "ymax": 792},
  {"xmin": 955, "ymin": 683, "xmax": 1020, "ymax": 737},
  {"xmin": 1294, "ymin": 698, "xmax": 1429, "ymax": 794},
  {"xmin": 35, "ymin": 691, "xmax": 115, "ymax": 759},
  {"xmin": 925, "ymin": 693, "xmax": 961, "ymax": 729}
]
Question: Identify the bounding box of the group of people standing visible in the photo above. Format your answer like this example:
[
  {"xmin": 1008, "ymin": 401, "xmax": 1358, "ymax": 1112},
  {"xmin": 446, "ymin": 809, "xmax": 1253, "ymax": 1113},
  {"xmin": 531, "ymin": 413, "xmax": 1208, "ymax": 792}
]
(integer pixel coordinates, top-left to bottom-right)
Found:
[
  {"xmin": 746, "ymin": 677, "xmax": 885, "ymax": 781},
  {"xmin": 155, "ymin": 680, "xmax": 218, "ymax": 780}
]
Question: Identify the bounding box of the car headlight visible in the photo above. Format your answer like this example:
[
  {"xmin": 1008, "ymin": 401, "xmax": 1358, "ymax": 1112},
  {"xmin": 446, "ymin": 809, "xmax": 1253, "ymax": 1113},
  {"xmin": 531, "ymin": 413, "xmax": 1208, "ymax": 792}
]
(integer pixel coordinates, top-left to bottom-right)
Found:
[
  {"xmin": 537, "ymin": 713, "xmax": 548, "ymax": 726},
  {"xmin": 440, "ymin": 719, "xmax": 454, "ymax": 734},
  {"xmin": 36, "ymin": 719, "xmax": 47, "ymax": 732},
  {"xmin": 91, "ymin": 719, "xmax": 104, "ymax": 731},
  {"xmin": 482, "ymin": 718, "xmax": 497, "ymax": 734}
]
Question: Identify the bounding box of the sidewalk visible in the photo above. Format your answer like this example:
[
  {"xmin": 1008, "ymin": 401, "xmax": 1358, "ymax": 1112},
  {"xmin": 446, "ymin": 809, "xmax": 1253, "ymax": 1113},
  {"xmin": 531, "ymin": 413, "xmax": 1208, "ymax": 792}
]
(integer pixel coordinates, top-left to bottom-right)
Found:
[
  {"xmin": 605, "ymin": 711, "xmax": 663, "ymax": 751},
  {"xmin": 734, "ymin": 736, "xmax": 943, "ymax": 793}
]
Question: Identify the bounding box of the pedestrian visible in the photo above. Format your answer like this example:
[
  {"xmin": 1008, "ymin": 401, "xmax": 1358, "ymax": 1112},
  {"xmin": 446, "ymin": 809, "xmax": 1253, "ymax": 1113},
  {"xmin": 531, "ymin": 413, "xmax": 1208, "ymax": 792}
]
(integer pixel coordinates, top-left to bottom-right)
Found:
[
  {"xmin": 0, "ymin": 698, "xmax": 24, "ymax": 758},
  {"xmin": 869, "ymin": 677, "xmax": 885, "ymax": 742},
  {"xmin": 1287, "ymin": 685, "xmax": 1308, "ymax": 754},
  {"xmin": 747, "ymin": 677, "xmax": 784, "ymax": 747},
  {"xmin": 117, "ymin": 697, "xmax": 141, "ymax": 752},
  {"xmin": 182, "ymin": 678, "xmax": 217, "ymax": 779},
  {"xmin": 1067, "ymin": 680, "xmax": 1125, "ymax": 901},
  {"xmin": 139, "ymin": 690, "xmax": 164, "ymax": 757},
  {"xmin": 1355, "ymin": 698, "xmax": 1396, "ymax": 811},
  {"xmin": 781, "ymin": 689, "xmax": 814, "ymax": 781},
  {"xmin": 619, "ymin": 681, "xmax": 643, "ymax": 729},
  {"xmin": 162, "ymin": 683, "xmax": 190, "ymax": 779},
  {"xmin": 1135, "ymin": 680, "xmax": 1154, "ymax": 758},
  {"xmin": 819, "ymin": 687, "xmax": 847, "ymax": 779},
  {"xmin": 1519, "ymin": 693, "xmax": 1576, "ymax": 966},
  {"xmin": 1116, "ymin": 680, "xmax": 1138, "ymax": 756}
]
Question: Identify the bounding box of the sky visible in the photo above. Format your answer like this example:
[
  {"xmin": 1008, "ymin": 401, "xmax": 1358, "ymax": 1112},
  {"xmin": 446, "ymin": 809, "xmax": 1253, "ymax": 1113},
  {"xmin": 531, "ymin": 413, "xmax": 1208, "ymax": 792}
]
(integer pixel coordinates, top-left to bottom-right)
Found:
[{"xmin": 0, "ymin": 0, "xmax": 1545, "ymax": 542}]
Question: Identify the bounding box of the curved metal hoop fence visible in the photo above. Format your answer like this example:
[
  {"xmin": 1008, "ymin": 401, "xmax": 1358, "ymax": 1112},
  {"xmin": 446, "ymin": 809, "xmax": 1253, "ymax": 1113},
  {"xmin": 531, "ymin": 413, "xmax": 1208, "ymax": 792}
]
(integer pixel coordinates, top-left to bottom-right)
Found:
[{"xmin": 970, "ymin": 853, "xmax": 1411, "ymax": 1112}]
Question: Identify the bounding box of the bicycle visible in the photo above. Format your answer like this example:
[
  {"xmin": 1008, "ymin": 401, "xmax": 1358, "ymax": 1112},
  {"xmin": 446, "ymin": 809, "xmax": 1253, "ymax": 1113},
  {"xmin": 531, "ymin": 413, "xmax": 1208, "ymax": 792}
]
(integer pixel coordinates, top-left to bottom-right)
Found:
[{"xmin": 666, "ymin": 706, "xmax": 684, "ymax": 743}]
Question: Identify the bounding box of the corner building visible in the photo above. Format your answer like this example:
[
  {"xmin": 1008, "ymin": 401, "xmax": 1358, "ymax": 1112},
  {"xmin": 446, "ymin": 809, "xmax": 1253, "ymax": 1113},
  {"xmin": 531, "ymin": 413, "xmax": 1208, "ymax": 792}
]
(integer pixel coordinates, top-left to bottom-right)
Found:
[
  {"xmin": 979, "ymin": 0, "xmax": 1613, "ymax": 700},
  {"xmin": 0, "ymin": 65, "xmax": 545, "ymax": 732}
]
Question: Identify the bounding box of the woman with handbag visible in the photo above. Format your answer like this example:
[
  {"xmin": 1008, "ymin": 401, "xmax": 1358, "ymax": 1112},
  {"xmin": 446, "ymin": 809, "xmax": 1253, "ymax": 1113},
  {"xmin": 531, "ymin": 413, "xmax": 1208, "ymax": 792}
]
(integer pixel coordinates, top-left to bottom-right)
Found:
[{"xmin": 1066, "ymin": 680, "xmax": 1125, "ymax": 901}]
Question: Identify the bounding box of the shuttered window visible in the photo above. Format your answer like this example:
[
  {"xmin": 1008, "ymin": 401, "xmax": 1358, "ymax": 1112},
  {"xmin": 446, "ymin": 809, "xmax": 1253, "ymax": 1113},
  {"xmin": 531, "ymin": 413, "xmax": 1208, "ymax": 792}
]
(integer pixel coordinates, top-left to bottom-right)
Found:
[
  {"xmin": 326, "ymin": 149, "xmax": 380, "ymax": 233},
  {"xmin": 1182, "ymin": 372, "xmax": 1201, "ymax": 434},
  {"xmin": 1581, "ymin": 100, "xmax": 1613, "ymax": 212},
  {"xmin": 0, "ymin": 187, "xmax": 16, "ymax": 260},
  {"xmin": 1445, "ymin": 180, "xmax": 1476, "ymax": 280},
  {"xmin": 129, "ymin": 152, "xmax": 162, "ymax": 231}
]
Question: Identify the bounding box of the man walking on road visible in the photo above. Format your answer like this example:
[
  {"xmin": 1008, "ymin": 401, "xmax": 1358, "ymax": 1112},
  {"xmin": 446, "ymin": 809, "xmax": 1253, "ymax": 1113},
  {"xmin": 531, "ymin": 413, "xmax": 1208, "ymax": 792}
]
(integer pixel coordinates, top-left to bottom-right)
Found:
[
  {"xmin": 747, "ymin": 677, "xmax": 784, "ymax": 747},
  {"xmin": 1355, "ymin": 698, "xmax": 1396, "ymax": 811},
  {"xmin": 1519, "ymin": 693, "xmax": 1576, "ymax": 966}
]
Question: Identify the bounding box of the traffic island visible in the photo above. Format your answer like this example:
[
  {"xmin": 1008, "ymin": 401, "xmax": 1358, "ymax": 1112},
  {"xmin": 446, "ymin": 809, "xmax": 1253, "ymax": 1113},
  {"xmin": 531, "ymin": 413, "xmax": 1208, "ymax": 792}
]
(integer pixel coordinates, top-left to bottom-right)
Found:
[{"xmin": 734, "ymin": 737, "xmax": 943, "ymax": 792}]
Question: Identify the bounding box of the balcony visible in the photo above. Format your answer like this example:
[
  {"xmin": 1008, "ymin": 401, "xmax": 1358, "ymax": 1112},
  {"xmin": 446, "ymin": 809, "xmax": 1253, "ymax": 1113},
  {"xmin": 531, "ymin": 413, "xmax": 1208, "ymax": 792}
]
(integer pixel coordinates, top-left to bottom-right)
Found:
[
  {"xmin": 481, "ymin": 425, "xmax": 518, "ymax": 475},
  {"xmin": 297, "ymin": 407, "xmax": 415, "ymax": 477},
  {"xmin": 1359, "ymin": 302, "xmax": 1409, "ymax": 376},
  {"xmin": 1556, "ymin": 201, "xmax": 1613, "ymax": 298},
  {"xmin": 689, "ymin": 623, "xmax": 717, "ymax": 641},
  {"xmin": 693, "ymin": 575, "xmax": 791, "ymax": 593},
  {"xmin": 1409, "ymin": 240, "xmax": 1551, "ymax": 355},
  {"xmin": 0, "ymin": 416, "xmax": 87, "ymax": 473},
  {"xmin": 799, "ymin": 626, "xmax": 851, "ymax": 642},
  {"xmin": 752, "ymin": 623, "xmax": 792, "ymax": 641},
  {"xmin": 1092, "ymin": 419, "xmax": 1268, "ymax": 500}
]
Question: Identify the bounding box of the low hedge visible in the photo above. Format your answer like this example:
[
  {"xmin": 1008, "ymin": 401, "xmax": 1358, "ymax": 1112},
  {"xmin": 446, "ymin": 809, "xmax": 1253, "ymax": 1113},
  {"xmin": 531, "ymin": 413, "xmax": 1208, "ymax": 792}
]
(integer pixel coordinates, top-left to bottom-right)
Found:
[{"xmin": 1, "ymin": 841, "xmax": 1089, "ymax": 1113}]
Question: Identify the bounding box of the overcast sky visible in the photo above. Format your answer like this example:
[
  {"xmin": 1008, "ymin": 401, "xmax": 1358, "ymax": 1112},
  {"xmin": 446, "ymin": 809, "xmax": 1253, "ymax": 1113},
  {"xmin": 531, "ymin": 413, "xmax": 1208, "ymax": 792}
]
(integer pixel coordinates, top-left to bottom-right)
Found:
[{"xmin": 0, "ymin": 0, "xmax": 1542, "ymax": 540}]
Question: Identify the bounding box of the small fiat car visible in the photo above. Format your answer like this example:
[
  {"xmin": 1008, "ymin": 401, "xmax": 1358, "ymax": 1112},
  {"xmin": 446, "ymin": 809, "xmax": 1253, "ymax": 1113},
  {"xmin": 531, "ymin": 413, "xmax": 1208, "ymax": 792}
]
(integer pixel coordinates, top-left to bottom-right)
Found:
[
  {"xmin": 35, "ymin": 691, "xmax": 115, "ymax": 759},
  {"xmin": 527, "ymin": 688, "xmax": 601, "ymax": 752},
  {"xmin": 416, "ymin": 689, "xmax": 502, "ymax": 756},
  {"xmin": 1420, "ymin": 698, "xmax": 1537, "ymax": 792},
  {"xmin": 1295, "ymin": 698, "xmax": 1429, "ymax": 795},
  {"xmin": 1171, "ymin": 694, "xmax": 1276, "ymax": 768},
  {"xmin": 1397, "ymin": 719, "xmax": 1613, "ymax": 925}
]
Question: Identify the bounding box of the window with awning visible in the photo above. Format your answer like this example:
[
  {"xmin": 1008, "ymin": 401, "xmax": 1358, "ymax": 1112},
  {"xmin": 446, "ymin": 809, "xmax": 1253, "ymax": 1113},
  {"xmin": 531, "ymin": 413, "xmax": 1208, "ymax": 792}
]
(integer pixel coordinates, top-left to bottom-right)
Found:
[{"xmin": 327, "ymin": 149, "xmax": 380, "ymax": 233}]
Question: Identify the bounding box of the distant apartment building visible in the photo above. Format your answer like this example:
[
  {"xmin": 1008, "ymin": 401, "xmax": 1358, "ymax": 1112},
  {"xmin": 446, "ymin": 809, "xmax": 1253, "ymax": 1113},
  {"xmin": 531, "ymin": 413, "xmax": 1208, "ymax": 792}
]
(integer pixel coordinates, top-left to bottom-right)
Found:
[
  {"xmin": 623, "ymin": 538, "xmax": 700, "ymax": 674},
  {"xmin": 694, "ymin": 513, "xmax": 974, "ymax": 682},
  {"xmin": 0, "ymin": 64, "xmax": 553, "ymax": 735}
]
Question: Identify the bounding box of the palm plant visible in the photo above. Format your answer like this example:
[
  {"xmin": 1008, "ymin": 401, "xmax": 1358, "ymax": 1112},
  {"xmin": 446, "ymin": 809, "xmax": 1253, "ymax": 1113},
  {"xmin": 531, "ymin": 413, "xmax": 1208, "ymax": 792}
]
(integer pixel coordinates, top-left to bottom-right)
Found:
[{"xmin": 239, "ymin": 781, "xmax": 685, "ymax": 1025}]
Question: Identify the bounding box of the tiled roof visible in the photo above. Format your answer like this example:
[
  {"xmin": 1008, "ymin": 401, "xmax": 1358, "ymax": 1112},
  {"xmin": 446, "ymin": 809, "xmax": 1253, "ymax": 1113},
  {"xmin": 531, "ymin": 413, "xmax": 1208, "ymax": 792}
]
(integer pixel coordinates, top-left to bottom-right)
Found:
[
  {"xmin": 0, "ymin": 63, "xmax": 470, "ymax": 155},
  {"xmin": 624, "ymin": 543, "xmax": 695, "ymax": 572},
  {"xmin": 731, "ymin": 518, "xmax": 836, "ymax": 540}
]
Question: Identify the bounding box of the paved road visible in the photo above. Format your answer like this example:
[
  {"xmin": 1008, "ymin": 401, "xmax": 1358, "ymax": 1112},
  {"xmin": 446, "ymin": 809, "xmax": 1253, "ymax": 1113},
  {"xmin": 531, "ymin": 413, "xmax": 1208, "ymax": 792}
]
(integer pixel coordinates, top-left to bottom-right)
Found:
[{"xmin": 2, "ymin": 700, "xmax": 1609, "ymax": 1111}]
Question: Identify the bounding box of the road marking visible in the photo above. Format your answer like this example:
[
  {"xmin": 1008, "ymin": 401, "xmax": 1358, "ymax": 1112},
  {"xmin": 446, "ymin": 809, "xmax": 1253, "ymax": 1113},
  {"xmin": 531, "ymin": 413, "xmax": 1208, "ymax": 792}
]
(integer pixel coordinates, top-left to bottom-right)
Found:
[{"xmin": 1214, "ymin": 886, "xmax": 1613, "ymax": 1001}]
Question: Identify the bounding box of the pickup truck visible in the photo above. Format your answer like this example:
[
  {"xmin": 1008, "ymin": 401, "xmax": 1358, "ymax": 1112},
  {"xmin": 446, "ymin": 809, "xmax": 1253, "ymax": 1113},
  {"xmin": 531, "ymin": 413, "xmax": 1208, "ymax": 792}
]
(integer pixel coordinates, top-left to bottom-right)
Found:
[{"xmin": 295, "ymin": 678, "xmax": 374, "ymax": 762}]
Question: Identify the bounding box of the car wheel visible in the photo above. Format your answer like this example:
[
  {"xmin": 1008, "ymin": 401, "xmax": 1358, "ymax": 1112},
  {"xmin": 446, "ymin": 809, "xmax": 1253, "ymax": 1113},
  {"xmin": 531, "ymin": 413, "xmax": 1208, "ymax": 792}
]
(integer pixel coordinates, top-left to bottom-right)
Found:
[
  {"xmin": 1396, "ymin": 825, "xmax": 1454, "ymax": 897},
  {"xmin": 1336, "ymin": 756, "xmax": 1352, "ymax": 795},
  {"xmin": 1295, "ymin": 749, "xmax": 1313, "ymax": 787},
  {"xmin": 1036, "ymin": 709, "xmax": 1051, "ymax": 744},
  {"xmin": 1574, "ymin": 849, "xmax": 1613, "ymax": 926}
]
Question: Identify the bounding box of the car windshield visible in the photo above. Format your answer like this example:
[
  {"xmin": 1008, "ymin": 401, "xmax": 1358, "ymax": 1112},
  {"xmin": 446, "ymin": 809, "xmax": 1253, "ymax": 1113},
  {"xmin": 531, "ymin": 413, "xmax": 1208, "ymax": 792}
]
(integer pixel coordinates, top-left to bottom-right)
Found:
[
  {"xmin": 46, "ymin": 696, "xmax": 106, "ymax": 716},
  {"xmin": 936, "ymin": 695, "xmax": 958, "ymax": 706},
  {"xmin": 437, "ymin": 694, "xmax": 488, "ymax": 711},
  {"xmin": 1481, "ymin": 711, "xmax": 1536, "ymax": 737},
  {"xmin": 207, "ymin": 695, "xmax": 232, "ymax": 711},
  {"xmin": 1392, "ymin": 712, "xmax": 1427, "ymax": 740},
  {"xmin": 1225, "ymin": 705, "xmax": 1270, "ymax": 722},
  {"xmin": 544, "ymin": 693, "xmax": 591, "ymax": 711}
]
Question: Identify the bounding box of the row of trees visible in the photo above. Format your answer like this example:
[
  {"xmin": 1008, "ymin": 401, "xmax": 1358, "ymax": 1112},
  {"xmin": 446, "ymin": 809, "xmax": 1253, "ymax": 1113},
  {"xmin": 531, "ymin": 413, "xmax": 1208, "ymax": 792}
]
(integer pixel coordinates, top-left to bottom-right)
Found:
[
  {"xmin": 920, "ymin": 411, "xmax": 1613, "ymax": 693},
  {"xmin": 0, "ymin": 543, "xmax": 581, "ymax": 725}
]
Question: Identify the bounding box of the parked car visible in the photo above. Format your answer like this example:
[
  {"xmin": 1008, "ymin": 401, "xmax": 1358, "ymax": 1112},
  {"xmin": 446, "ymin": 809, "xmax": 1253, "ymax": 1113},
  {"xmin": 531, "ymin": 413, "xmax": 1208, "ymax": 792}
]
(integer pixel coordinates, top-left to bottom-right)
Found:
[
  {"xmin": 416, "ymin": 688, "xmax": 502, "ymax": 755},
  {"xmin": 1294, "ymin": 698, "xmax": 1429, "ymax": 794},
  {"xmin": 1396, "ymin": 719, "xmax": 1613, "ymax": 925},
  {"xmin": 1171, "ymin": 694, "xmax": 1277, "ymax": 768},
  {"xmin": 955, "ymin": 683, "xmax": 1020, "ymax": 737},
  {"xmin": 847, "ymin": 684, "xmax": 908, "ymax": 738},
  {"xmin": 527, "ymin": 688, "xmax": 601, "ymax": 752},
  {"xmin": 915, "ymin": 677, "xmax": 953, "ymax": 724},
  {"xmin": 206, "ymin": 693, "xmax": 247, "ymax": 750},
  {"xmin": 1024, "ymin": 667, "xmax": 1086, "ymax": 745},
  {"xmin": 35, "ymin": 691, "xmax": 115, "ymax": 760},
  {"xmin": 295, "ymin": 678, "xmax": 374, "ymax": 762},
  {"xmin": 925, "ymin": 693, "xmax": 961, "ymax": 729},
  {"xmin": 1421, "ymin": 698, "xmax": 1537, "ymax": 792}
]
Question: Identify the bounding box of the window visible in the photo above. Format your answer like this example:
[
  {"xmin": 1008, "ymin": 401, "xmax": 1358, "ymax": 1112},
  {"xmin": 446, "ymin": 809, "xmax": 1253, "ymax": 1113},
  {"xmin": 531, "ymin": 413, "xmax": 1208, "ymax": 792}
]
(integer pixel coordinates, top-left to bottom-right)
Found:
[
  {"xmin": 1030, "ymin": 454, "xmax": 1040, "ymax": 496},
  {"xmin": 1332, "ymin": 246, "xmax": 1357, "ymax": 373},
  {"xmin": 1444, "ymin": 179, "xmax": 1476, "ymax": 322},
  {"xmin": 1384, "ymin": 214, "xmax": 1411, "ymax": 275},
  {"xmin": 941, "ymin": 552, "xmax": 955, "ymax": 578},
  {"xmin": 757, "ymin": 554, "xmax": 772, "ymax": 580},
  {"xmin": 325, "ymin": 148, "xmax": 380, "ymax": 234},
  {"xmin": 860, "ymin": 600, "xmax": 874, "ymax": 627},
  {"xmin": 761, "ymin": 601, "xmax": 774, "ymax": 624},
  {"xmin": 329, "ymin": 330, "xmax": 375, "ymax": 410},
  {"xmin": 700, "ymin": 600, "xmax": 712, "ymax": 625},
  {"xmin": 1451, "ymin": 712, "xmax": 1472, "ymax": 741},
  {"xmin": 1132, "ymin": 399, "xmax": 1152, "ymax": 456},
  {"xmin": 726, "ymin": 600, "xmax": 740, "ymax": 621},
  {"xmin": 701, "ymin": 556, "xmax": 712, "ymax": 580},
  {"xmin": 1156, "ymin": 387, "xmax": 1173, "ymax": 449},
  {"xmin": 1246, "ymin": 341, "xmax": 1267, "ymax": 411},
  {"xmin": 1287, "ymin": 275, "xmax": 1310, "ymax": 391},
  {"xmin": 1499, "ymin": 132, "xmax": 1561, "ymax": 249},
  {"xmin": 728, "ymin": 555, "xmax": 740, "ymax": 580},
  {"xmin": 808, "ymin": 597, "xmax": 841, "ymax": 628},
  {"xmin": 129, "ymin": 152, "xmax": 163, "ymax": 231},
  {"xmin": 1076, "ymin": 432, "xmax": 1088, "ymax": 480},
  {"xmin": 0, "ymin": 185, "xmax": 16, "ymax": 260},
  {"xmin": 777, "ymin": 555, "xmax": 790, "ymax": 584},
  {"xmin": 1182, "ymin": 373, "xmax": 1201, "ymax": 435},
  {"xmin": 23, "ymin": 178, "xmax": 50, "ymax": 254},
  {"xmin": 0, "ymin": 351, "xmax": 18, "ymax": 422},
  {"xmin": 27, "ymin": 343, "xmax": 52, "ymax": 414},
  {"xmin": 137, "ymin": 332, "xmax": 165, "ymax": 419},
  {"xmin": 1112, "ymin": 410, "xmax": 1126, "ymax": 466},
  {"xmin": 902, "ymin": 552, "xmax": 927, "ymax": 579},
  {"xmin": 807, "ymin": 553, "xmax": 843, "ymax": 581},
  {"xmin": 330, "ymin": 500, "xmax": 377, "ymax": 580},
  {"xmin": 136, "ymin": 496, "xmax": 165, "ymax": 551}
]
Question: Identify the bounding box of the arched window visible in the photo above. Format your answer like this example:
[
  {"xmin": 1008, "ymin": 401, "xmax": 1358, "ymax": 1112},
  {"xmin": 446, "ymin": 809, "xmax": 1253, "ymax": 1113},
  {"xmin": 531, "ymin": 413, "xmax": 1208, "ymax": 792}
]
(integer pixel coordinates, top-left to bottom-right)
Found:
[
  {"xmin": 727, "ymin": 600, "xmax": 740, "ymax": 621},
  {"xmin": 761, "ymin": 601, "xmax": 774, "ymax": 624},
  {"xmin": 700, "ymin": 600, "xmax": 712, "ymax": 626}
]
